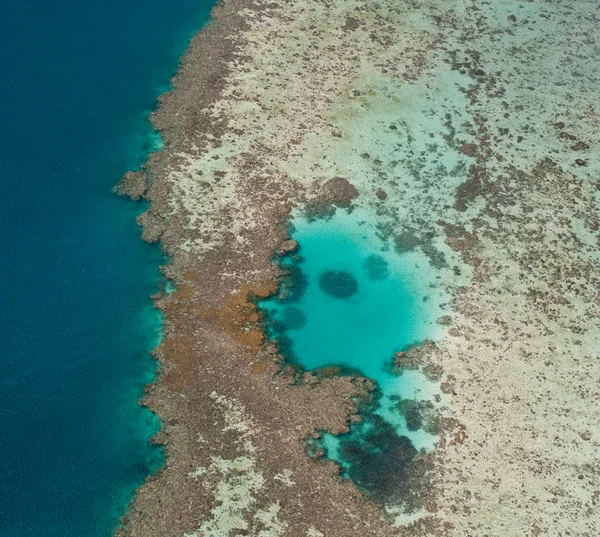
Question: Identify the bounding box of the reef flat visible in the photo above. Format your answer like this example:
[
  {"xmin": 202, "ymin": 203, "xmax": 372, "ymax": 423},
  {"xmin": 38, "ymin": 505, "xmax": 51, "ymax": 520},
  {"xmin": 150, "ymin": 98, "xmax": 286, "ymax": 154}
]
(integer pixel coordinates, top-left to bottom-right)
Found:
[{"xmin": 120, "ymin": 0, "xmax": 600, "ymax": 536}]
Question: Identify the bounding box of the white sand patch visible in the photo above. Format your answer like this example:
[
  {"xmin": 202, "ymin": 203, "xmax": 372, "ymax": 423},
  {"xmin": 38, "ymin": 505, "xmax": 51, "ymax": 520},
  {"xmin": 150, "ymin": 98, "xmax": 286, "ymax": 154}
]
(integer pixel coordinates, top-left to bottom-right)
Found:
[
  {"xmin": 273, "ymin": 469, "xmax": 295, "ymax": 487},
  {"xmin": 183, "ymin": 455, "xmax": 264, "ymax": 537},
  {"xmin": 387, "ymin": 506, "xmax": 428, "ymax": 527},
  {"xmin": 184, "ymin": 393, "xmax": 291, "ymax": 537},
  {"xmin": 254, "ymin": 502, "xmax": 288, "ymax": 537}
]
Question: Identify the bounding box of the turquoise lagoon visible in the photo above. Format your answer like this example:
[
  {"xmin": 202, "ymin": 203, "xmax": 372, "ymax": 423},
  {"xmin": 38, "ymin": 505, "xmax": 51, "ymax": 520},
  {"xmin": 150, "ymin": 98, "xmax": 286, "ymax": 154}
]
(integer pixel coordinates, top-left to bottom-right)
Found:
[{"xmin": 260, "ymin": 208, "xmax": 449, "ymax": 506}]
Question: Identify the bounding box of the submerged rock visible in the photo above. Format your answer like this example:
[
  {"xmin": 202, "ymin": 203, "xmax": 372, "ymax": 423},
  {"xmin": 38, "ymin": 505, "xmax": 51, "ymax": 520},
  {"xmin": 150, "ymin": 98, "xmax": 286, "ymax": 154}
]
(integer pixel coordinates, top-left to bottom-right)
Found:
[
  {"xmin": 277, "ymin": 264, "xmax": 308, "ymax": 303},
  {"xmin": 318, "ymin": 270, "xmax": 358, "ymax": 299},
  {"xmin": 280, "ymin": 306, "xmax": 307, "ymax": 330},
  {"xmin": 338, "ymin": 415, "xmax": 422, "ymax": 507},
  {"xmin": 319, "ymin": 177, "xmax": 359, "ymax": 208},
  {"xmin": 364, "ymin": 254, "xmax": 389, "ymax": 281},
  {"xmin": 278, "ymin": 239, "xmax": 299, "ymax": 255},
  {"xmin": 458, "ymin": 143, "xmax": 478, "ymax": 157}
]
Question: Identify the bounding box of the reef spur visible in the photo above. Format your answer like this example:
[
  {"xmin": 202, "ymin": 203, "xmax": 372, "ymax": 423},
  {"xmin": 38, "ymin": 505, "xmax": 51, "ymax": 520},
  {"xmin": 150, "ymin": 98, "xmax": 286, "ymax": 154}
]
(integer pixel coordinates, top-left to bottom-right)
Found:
[{"xmin": 118, "ymin": 0, "xmax": 600, "ymax": 536}]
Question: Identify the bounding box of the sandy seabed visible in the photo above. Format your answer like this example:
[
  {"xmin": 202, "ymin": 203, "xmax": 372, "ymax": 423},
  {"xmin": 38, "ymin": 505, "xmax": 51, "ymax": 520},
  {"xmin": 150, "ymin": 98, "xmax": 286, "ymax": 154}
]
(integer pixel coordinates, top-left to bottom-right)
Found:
[{"xmin": 117, "ymin": 1, "xmax": 600, "ymax": 536}]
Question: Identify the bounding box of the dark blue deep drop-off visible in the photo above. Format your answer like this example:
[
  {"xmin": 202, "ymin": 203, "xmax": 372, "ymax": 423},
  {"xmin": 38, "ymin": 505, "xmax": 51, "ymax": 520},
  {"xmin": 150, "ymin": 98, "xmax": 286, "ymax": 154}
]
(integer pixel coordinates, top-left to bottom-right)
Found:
[{"xmin": 0, "ymin": 1, "xmax": 216, "ymax": 536}]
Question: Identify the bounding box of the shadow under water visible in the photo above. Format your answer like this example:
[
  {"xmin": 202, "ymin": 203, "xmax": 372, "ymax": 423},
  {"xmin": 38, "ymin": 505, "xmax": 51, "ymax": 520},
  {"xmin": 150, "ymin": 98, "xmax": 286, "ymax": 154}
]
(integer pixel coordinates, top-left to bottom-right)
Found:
[{"xmin": 259, "ymin": 208, "xmax": 448, "ymax": 512}]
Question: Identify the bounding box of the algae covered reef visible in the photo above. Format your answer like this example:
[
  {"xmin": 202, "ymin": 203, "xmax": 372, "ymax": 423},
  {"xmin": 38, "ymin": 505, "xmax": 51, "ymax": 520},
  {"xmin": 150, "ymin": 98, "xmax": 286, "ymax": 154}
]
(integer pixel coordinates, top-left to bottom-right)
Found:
[{"xmin": 119, "ymin": 0, "xmax": 600, "ymax": 536}]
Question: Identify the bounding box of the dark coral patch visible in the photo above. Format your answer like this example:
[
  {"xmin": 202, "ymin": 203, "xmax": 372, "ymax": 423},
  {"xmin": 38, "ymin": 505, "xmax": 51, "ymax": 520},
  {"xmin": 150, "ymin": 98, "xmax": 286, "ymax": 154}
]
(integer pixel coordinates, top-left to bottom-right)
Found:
[
  {"xmin": 319, "ymin": 271, "xmax": 358, "ymax": 299},
  {"xmin": 364, "ymin": 254, "xmax": 389, "ymax": 281},
  {"xmin": 280, "ymin": 306, "xmax": 307, "ymax": 330},
  {"xmin": 319, "ymin": 177, "xmax": 359, "ymax": 208},
  {"xmin": 338, "ymin": 415, "xmax": 420, "ymax": 506},
  {"xmin": 278, "ymin": 263, "xmax": 308, "ymax": 303},
  {"xmin": 398, "ymin": 399, "xmax": 424, "ymax": 431}
]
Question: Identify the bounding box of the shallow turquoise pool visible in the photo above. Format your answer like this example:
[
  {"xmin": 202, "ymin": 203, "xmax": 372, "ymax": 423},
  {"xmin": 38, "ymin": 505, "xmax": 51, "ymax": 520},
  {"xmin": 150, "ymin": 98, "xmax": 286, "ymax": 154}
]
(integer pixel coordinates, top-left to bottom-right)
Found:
[{"xmin": 260, "ymin": 208, "xmax": 447, "ymax": 507}]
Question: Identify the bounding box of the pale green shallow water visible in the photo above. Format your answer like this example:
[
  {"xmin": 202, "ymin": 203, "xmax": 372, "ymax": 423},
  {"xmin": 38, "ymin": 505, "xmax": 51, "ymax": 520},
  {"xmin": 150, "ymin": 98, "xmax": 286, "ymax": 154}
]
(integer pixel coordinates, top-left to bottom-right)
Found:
[{"xmin": 260, "ymin": 208, "xmax": 448, "ymax": 504}]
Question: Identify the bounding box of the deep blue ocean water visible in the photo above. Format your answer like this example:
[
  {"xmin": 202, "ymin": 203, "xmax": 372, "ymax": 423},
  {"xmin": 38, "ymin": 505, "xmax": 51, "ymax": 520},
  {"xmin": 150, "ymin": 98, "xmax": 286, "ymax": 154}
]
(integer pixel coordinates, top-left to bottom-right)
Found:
[{"xmin": 0, "ymin": 1, "xmax": 215, "ymax": 535}]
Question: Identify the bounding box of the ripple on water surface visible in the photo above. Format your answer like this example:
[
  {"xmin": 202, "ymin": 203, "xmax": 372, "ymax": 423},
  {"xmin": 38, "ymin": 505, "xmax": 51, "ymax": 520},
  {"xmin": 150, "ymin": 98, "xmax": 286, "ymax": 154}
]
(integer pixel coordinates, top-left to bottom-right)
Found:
[{"xmin": 260, "ymin": 209, "xmax": 450, "ymax": 510}]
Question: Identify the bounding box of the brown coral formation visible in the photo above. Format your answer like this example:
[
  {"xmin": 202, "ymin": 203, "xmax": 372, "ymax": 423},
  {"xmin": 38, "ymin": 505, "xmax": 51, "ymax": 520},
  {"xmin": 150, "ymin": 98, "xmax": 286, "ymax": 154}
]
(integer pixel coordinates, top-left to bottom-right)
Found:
[{"xmin": 114, "ymin": 170, "xmax": 148, "ymax": 200}]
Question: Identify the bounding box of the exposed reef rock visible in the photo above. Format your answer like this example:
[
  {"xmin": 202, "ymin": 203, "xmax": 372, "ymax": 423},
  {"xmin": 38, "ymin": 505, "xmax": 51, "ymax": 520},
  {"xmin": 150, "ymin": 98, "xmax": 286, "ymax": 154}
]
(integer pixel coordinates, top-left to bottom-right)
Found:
[
  {"xmin": 136, "ymin": 211, "xmax": 165, "ymax": 243},
  {"xmin": 277, "ymin": 239, "xmax": 299, "ymax": 256},
  {"xmin": 114, "ymin": 170, "xmax": 148, "ymax": 201}
]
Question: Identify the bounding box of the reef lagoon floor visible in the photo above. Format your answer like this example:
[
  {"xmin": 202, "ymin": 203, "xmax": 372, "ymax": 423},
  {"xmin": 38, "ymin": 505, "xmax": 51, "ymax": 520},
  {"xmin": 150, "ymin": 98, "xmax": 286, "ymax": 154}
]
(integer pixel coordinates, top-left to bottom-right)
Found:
[{"xmin": 118, "ymin": 1, "xmax": 599, "ymax": 536}]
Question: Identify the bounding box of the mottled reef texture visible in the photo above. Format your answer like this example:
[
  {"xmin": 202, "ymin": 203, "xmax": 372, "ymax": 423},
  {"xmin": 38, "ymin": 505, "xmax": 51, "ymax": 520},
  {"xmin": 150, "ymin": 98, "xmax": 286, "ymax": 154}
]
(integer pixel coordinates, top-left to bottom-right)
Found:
[{"xmin": 118, "ymin": 0, "xmax": 600, "ymax": 536}]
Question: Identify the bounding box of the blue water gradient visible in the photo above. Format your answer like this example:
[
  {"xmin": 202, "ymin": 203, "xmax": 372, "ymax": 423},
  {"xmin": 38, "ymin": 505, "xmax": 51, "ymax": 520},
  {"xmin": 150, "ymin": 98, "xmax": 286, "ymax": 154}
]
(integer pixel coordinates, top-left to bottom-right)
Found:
[{"xmin": 0, "ymin": 1, "xmax": 215, "ymax": 536}]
